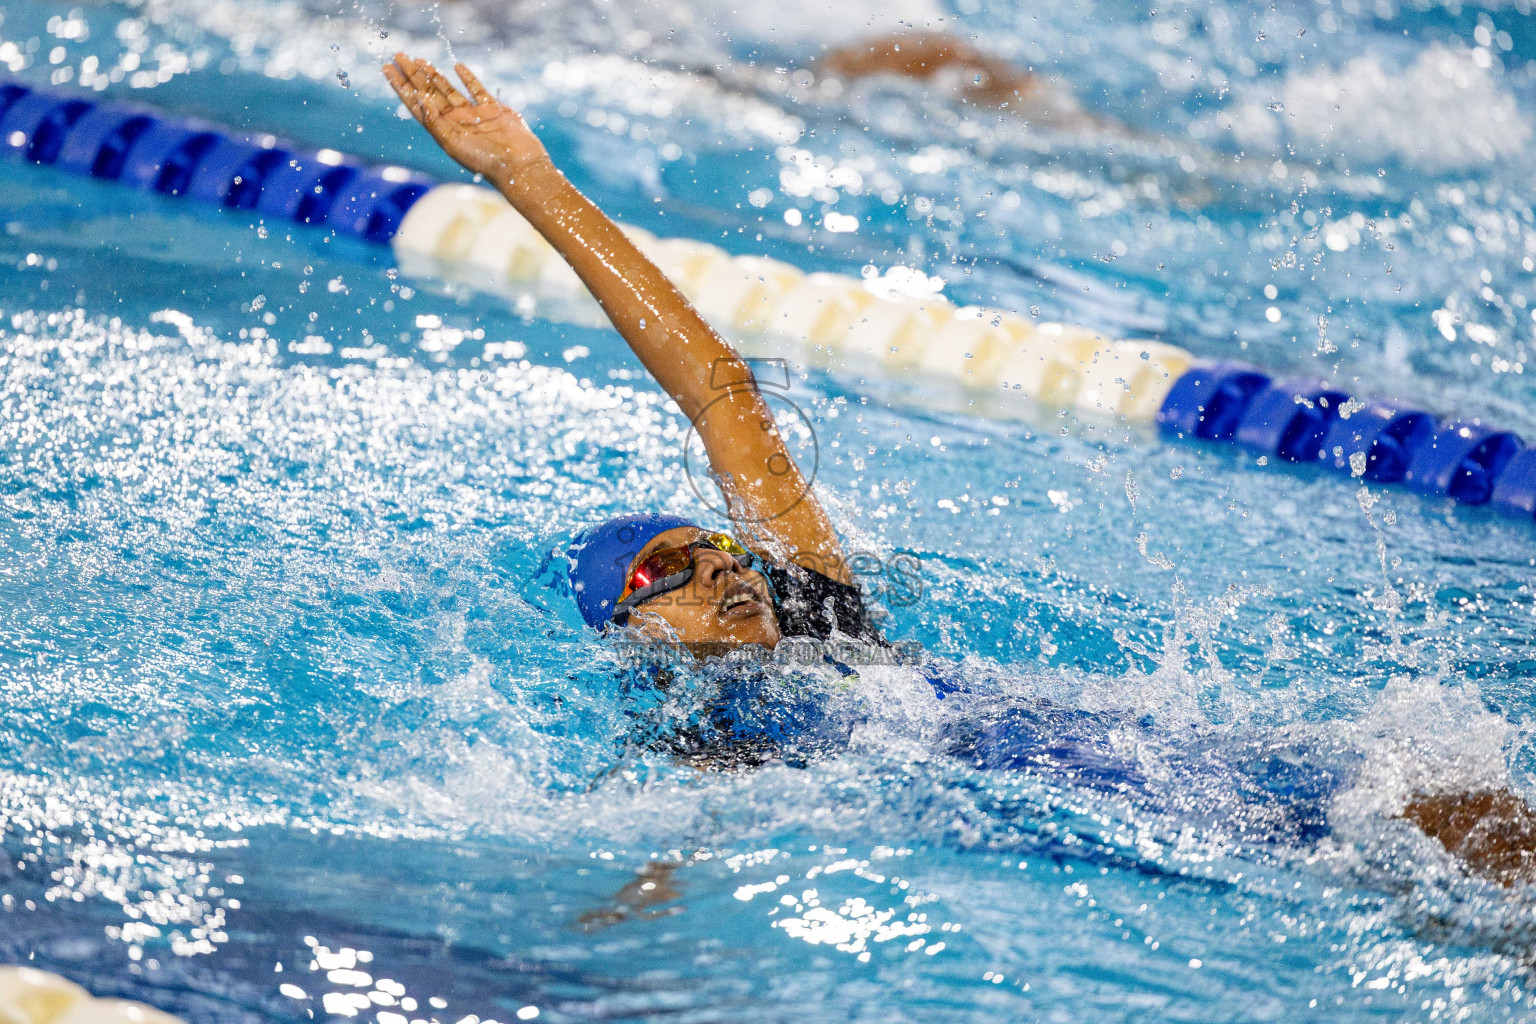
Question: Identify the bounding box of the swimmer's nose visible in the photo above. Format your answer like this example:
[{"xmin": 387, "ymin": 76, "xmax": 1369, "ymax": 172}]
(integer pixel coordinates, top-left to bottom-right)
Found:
[{"xmin": 692, "ymin": 546, "xmax": 743, "ymax": 590}]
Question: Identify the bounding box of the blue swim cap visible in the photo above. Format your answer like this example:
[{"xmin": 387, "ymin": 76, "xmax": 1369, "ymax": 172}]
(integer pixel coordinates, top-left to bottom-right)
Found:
[{"xmin": 567, "ymin": 513, "xmax": 697, "ymax": 630}]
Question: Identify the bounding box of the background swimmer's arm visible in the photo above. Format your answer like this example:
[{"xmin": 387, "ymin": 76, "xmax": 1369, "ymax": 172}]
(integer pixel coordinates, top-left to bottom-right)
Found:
[
  {"xmin": 384, "ymin": 55, "xmax": 852, "ymax": 582},
  {"xmin": 819, "ymin": 33, "xmax": 1040, "ymax": 107},
  {"xmin": 575, "ymin": 862, "xmax": 684, "ymax": 932}
]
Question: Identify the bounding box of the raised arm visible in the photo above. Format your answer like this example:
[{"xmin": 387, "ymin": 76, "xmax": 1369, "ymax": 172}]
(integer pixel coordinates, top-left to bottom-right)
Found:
[{"xmin": 383, "ymin": 54, "xmax": 849, "ymax": 582}]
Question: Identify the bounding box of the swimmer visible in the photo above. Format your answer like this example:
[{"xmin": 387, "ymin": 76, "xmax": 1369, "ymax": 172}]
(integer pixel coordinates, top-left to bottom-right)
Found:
[
  {"xmin": 381, "ymin": 53, "xmax": 1536, "ymax": 892},
  {"xmin": 384, "ymin": 52, "xmax": 882, "ymax": 655},
  {"xmin": 432, "ymin": 0, "xmax": 1097, "ymax": 129},
  {"xmin": 688, "ymin": 29, "xmax": 1099, "ymax": 133},
  {"xmin": 816, "ymin": 31, "xmax": 1090, "ymax": 127}
]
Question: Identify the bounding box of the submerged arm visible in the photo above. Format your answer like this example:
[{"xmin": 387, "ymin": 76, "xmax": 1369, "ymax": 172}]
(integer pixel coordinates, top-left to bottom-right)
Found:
[
  {"xmin": 1404, "ymin": 789, "xmax": 1536, "ymax": 888},
  {"xmin": 383, "ymin": 55, "xmax": 849, "ymax": 581}
]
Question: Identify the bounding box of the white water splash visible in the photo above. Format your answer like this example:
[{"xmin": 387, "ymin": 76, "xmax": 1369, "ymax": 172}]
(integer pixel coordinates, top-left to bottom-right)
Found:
[{"xmin": 1221, "ymin": 45, "xmax": 1530, "ymax": 170}]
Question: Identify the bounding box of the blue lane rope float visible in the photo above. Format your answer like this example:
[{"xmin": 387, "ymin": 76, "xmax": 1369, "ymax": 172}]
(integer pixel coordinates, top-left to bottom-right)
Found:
[
  {"xmin": 1, "ymin": 81, "xmax": 1532, "ymax": 525},
  {"xmin": 1234, "ymin": 378, "xmax": 1352, "ymax": 463},
  {"xmin": 1157, "ymin": 368, "xmax": 1530, "ymax": 517},
  {"xmin": 0, "ymin": 82, "xmax": 433, "ymax": 241},
  {"xmin": 1494, "ymin": 449, "xmax": 1536, "ymax": 515},
  {"xmin": 1320, "ymin": 402, "xmax": 1435, "ymax": 482}
]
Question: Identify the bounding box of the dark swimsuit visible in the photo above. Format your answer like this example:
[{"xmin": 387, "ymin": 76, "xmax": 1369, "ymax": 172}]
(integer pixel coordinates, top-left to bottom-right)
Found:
[
  {"xmin": 763, "ymin": 563, "xmax": 887, "ymax": 646},
  {"xmin": 638, "ymin": 564, "xmax": 886, "ymax": 767},
  {"xmin": 642, "ymin": 567, "xmax": 1355, "ymax": 844}
]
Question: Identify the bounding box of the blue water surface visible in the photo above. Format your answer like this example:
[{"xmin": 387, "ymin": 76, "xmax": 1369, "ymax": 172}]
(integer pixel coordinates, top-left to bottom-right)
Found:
[{"xmin": 2, "ymin": 0, "xmax": 1536, "ymax": 1020}]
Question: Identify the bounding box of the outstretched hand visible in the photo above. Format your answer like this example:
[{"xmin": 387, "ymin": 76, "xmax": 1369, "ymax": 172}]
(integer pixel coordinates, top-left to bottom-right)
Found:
[{"xmin": 382, "ymin": 53, "xmax": 550, "ymax": 184}]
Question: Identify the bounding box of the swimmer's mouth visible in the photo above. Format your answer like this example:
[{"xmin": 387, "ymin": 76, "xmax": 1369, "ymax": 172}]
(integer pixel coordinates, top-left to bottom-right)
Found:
[{"xmin": 719, "ymin": 579, "xmax": 767, "ymax": 618}]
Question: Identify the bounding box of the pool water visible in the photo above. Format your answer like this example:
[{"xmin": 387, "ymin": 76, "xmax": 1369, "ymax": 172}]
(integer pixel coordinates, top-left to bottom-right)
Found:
[{"xmin": 2, "ymin": 0, "xmax": 1536, "ymax": 1019}]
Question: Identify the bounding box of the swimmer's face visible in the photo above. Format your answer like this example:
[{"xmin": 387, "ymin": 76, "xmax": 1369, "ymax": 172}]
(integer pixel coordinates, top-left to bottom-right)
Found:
[{"xmin": 621, "ymin": 527, "xmax": 781, "ymax": 652}]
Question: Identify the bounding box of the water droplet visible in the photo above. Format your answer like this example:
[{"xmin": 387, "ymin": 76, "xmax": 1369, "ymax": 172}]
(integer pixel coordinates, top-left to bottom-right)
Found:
[
  {"xmin": 336, "ymin": 69, "xmax": 350, "ymax": 88},
  {"xmin": 1267, "ymin": 101, "xmax": 1284, "ymax": 113},
  {"xmin": 330, "ymin": 43, "xmax": 340, "ymax": 52},
  {"xmin": 379, "ymin": 29, "xmax": 389, "ymax": 38}
]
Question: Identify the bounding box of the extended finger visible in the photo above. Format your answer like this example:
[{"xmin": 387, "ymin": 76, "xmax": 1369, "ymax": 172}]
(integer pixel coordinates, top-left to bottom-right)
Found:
[
  {"xmin": 395, "ymin": 54, "xmax": 452, "ymax": 116},
  {"xmin": 383, "ymin": 64, "xmax": 426, "ymax": 119},
  {"xmin": 393, "ymin": 84, "xmax": 451, "ymax": 136},
  {"xmin": 382, "ymin": 61, "xmax": 416, "ymax": 102},
  {"xmin": 454, "ymin": 62, "xmax": 495, "ymax": 105},
  {"xmin": 383, "ymin": 62, "xmax": 434, "ymax": 124},
  {"xmin": 419, "ymin": 62, "xmax": 470, "ymax": 108},
  {"xmin": 401, "ymin": 54, "xmax": 463, "ymax": 107},
  {"xmin": 393, "ymin": 52, "xmax": 428, "ymax": 88}
]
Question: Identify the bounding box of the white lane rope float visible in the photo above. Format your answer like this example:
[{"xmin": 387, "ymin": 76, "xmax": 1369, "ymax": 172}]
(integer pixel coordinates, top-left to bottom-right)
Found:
[
  {"xmin": 391, "ymin": 183, "xmax": 1195, "ymax": 424},
  {"xmin": 0, "ymin": 966, "xmax": 185, "ymax": 1024}
]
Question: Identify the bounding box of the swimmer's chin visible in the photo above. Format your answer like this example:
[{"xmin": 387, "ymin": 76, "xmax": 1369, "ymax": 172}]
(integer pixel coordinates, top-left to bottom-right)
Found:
[{"xmin": 704, "ymin": 606, "xmax": 780, "ymax": 651}]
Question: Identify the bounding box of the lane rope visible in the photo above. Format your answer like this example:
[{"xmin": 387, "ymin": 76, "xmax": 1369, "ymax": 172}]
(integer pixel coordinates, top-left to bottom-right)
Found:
[
  {"xmin": 1, "ymin": 82, "xmax": 1531, "ymax": 521},
  {"xmin": 0, "ymin": 966, "xmax": 185, "ymax": 1024},
  {"xmin": 391, "ymin": 182, "xmax": 1195, "ymax": 421}
]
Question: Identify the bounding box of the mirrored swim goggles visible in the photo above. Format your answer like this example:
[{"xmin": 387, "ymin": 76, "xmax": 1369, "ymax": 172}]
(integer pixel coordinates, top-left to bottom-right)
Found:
[{"xmin": 612, "ymin": 532, "xmax": 758, "ymax": 626}]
